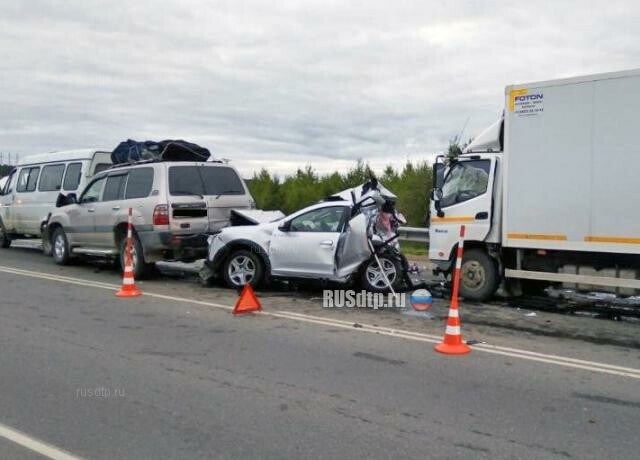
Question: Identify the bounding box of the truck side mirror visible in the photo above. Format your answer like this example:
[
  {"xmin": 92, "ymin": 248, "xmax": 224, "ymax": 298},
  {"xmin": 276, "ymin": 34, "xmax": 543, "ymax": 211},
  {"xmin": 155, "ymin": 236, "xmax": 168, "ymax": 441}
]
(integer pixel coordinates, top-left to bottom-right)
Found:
[{"xmin": 433, "ymin": 189, "xmax": 445, "ymax": 218}]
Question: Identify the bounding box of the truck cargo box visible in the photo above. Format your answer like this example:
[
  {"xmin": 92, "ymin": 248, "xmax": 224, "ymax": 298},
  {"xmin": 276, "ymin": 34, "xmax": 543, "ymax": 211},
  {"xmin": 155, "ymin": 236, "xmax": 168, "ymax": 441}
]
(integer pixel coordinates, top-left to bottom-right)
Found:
[{"xmin": 503, "ymin": 69, "xmax": 640, "ymax": 255}]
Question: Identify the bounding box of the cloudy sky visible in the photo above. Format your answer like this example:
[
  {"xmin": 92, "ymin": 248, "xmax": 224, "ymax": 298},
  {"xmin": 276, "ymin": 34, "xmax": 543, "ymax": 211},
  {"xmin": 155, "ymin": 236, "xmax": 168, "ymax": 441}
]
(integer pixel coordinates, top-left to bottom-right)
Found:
[{"xmin": 1, "ymin": 0, "xmax": 639, "ymax": 177}]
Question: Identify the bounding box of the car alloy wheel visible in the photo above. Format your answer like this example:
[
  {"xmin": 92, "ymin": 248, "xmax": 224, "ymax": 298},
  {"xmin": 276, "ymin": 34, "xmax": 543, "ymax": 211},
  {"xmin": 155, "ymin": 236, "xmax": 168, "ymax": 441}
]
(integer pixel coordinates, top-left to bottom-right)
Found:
[
  {"xmin": 54, "ymin": 233, "xmax": 66, "ymax": 260},
  {"xmin": 227, "ymin": 254, "xmax": 256, "ymax": 286},
  {"xmin": 365, "ymin": 258, "xmax": 398, "ymax": 289}
]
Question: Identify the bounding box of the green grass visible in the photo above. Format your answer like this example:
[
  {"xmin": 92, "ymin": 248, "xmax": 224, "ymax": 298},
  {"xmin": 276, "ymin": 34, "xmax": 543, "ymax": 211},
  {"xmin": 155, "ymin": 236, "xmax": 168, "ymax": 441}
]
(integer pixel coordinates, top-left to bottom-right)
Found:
[{"xmin": 400, "ymin": 241, "xmax": 428, "ymax": 256}]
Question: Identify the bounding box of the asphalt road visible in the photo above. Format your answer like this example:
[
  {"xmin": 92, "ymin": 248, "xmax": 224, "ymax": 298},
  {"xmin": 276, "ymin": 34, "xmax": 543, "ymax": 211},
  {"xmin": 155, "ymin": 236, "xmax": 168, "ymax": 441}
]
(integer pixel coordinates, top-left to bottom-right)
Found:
[{"xmin": 1, "ymin": 247, "xmax": 639, "ymax": 459}]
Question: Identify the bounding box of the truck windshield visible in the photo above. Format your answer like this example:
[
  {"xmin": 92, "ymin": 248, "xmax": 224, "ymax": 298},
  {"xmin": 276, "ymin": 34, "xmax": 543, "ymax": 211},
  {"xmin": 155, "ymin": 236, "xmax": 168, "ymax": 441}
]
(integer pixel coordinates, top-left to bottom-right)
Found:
[{"xmin": 440, "ymin": 159, "xmax": 490, "ymax": 207}]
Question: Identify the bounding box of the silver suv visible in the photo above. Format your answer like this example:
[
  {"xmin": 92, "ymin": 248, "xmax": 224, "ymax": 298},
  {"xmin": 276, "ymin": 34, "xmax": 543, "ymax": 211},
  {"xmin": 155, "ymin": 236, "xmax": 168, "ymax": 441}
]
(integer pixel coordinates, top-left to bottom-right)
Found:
[{"xmin": 44, "ymin": 160, "xmax": 254, "ymax": 277}]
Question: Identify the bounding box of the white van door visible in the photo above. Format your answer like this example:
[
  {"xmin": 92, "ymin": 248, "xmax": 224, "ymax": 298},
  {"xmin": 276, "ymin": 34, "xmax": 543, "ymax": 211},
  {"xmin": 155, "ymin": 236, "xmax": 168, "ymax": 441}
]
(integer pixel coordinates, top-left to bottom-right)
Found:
[
  {"xmin": 32, "ymin": 163, "xmax": 66, "ymax": 236},
  {"xmin": 14, "ymin": 166, "xmax": 40, "ymax": 234},
  {"xmin": 0, "ymin": 169, "xmax": 18, "ymax": 232}
]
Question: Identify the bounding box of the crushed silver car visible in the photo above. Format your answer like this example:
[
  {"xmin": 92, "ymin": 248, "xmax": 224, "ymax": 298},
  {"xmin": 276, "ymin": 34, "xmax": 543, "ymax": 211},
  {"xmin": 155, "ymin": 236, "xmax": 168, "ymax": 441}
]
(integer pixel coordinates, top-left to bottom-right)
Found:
[{"xmin": 202, "ymin": 179, "xmax": 412, "ymax": 292}]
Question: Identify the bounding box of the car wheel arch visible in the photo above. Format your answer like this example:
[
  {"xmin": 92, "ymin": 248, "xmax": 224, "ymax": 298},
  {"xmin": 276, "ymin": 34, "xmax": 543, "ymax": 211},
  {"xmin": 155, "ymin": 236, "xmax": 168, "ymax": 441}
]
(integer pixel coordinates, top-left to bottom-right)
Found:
[
  {"xmin": 217, "ymin": 239, "xmax": 271, "ymax": 276},
  {"xmin": 113, "ymin": 223, "xmax": 129, "ymax": 250},
  {"xmin": 45, "ymin": 222, "xmax": 63, "ymax": 243}
]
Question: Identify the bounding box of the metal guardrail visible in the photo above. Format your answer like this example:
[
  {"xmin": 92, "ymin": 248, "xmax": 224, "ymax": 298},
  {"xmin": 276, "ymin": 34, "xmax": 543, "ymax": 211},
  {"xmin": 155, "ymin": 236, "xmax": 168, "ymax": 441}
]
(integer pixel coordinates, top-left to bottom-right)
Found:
[
  {"xmin": 17, "ymin": 228, "xmax": 430, "ymax": 251},
  {"xmin": 397, "ymin": 226, "xmax": 429, "ymax": 244}
]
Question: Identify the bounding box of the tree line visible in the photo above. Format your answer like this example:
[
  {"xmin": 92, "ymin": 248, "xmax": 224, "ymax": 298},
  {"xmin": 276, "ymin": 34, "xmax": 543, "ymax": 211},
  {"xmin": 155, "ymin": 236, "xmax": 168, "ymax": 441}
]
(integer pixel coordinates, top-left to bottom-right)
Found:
[
  {"xmin": 1, "ymin": 159, "xmax": 437, "ymax": 227},
  {"xmin": 0, "ymin": 164, "xmax": 13, "ymax": 177},
  {"xmin": 247, "ymin": 159, "xmax": 433, "ymax": 227}
]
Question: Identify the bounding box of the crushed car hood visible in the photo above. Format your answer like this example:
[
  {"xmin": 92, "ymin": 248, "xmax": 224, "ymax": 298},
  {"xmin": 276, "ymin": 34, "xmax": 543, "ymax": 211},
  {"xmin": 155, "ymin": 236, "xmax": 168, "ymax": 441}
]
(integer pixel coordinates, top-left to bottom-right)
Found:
[{"xmin": 229, "ymin": 209, "xmax": 285, "ymax": 225}]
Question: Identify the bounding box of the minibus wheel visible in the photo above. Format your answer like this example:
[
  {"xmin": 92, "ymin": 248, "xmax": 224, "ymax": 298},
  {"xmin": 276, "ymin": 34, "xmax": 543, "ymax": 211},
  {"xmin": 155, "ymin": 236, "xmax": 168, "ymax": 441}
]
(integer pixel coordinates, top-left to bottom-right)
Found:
[{"xmin": 0, "ymin": 219, "xmax": 11, "ymax": 248}]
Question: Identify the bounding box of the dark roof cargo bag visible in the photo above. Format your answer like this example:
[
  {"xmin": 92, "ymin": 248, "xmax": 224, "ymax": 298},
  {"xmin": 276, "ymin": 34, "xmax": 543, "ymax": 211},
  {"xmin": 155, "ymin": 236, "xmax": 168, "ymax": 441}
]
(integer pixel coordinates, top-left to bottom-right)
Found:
[{"xmin": 111, "ymin": 139, "xmax": 211, "ymax": 164}]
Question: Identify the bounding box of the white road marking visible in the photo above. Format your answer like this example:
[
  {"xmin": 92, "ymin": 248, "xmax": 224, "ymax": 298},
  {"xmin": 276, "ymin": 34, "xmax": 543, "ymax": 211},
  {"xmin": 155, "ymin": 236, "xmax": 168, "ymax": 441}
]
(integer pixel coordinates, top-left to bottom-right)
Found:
[
  {"xmin": 1, "ymin": 265, "xmax": 640, "ymax": 379},
  {"xmin": 0, "ymin": 422, "xmax": 82, "ymax": 460}
]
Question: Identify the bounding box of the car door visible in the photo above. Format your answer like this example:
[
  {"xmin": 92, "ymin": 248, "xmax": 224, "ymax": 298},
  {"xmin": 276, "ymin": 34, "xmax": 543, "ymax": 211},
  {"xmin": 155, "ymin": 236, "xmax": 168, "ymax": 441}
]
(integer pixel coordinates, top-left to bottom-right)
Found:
[
  {"xmin": 91, "ymin": 171, "xmax": 128, "ymax": 247},
  {"xmin": 71, "ymin": 176, "xmax": 106, "ymax": 246},
  {"xmin": 335, "ymin": 212, "xmax": 372, "ymax": 277},
  {"xmin": 269, "ymin": 205, "xmax": 349, "ymax": 277}
]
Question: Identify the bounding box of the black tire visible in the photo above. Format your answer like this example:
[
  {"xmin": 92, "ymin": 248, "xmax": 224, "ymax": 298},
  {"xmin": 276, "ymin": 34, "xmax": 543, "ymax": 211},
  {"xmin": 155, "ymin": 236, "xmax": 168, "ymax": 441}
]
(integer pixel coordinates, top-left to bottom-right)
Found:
[
  {"xmin": 360, "ymin": 254, "xmax": 403, "ymax": 293},
  {"xmin": 52, "ymin": 227, "xmax": 71, "ymax": 265},
  {"xmin": 42, "ymin": 231, "xmax": 53, "ymax": 256},
  {"xmin": 119, "ymin": 233, "xmax": 154, "ymax": 280},
  {"xmin": 222, "ymin": 249, "xmax": 264, "ymax": 289},
  {"xmin": 0, "ymin": 219, "xmax": 11, "ymax": 248},
  {"xmin": 458, "ymin": 248, "xmax": 499, "ymax": 301}
]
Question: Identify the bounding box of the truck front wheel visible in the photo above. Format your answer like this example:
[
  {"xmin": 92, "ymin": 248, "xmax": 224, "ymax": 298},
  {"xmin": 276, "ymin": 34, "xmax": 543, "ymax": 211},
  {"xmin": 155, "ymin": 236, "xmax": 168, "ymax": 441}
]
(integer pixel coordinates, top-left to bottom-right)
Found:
[{"xmin": 458, "ymin": 248, "xmax": 499, "ymax": 302}]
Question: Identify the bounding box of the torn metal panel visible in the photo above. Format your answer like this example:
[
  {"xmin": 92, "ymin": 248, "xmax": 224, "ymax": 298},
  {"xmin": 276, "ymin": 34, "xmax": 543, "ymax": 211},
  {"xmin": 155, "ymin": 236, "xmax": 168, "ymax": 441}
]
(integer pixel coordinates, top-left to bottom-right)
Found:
[
  {"xmin": 335, "ymin": 213, "xmax": 372, "ymax": 277},
  {"xmin": 329, "ymin": 182, "xmax": 397, "ymax": 204}
]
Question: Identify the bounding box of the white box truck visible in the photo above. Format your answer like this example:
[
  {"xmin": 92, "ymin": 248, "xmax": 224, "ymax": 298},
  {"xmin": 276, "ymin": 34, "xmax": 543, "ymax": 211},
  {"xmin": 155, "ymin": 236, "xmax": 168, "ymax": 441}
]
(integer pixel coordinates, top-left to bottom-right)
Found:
[{"xmin": 429, "ymin": 69, "xmax": 640, "ymax": 301}]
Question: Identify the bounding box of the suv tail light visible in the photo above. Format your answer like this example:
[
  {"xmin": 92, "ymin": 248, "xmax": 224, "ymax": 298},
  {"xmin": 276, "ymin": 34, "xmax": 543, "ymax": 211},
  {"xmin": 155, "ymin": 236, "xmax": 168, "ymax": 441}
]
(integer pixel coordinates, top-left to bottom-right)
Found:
[{"xmin": 153, "ymin": 204, "xmax": 170, "ymax": 226}]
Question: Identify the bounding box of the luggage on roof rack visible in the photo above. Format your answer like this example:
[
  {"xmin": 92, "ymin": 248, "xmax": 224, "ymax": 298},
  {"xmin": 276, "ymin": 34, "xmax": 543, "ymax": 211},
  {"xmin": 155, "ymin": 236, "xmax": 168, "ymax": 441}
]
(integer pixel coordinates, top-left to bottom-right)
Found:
[{"xmin": 111, "ymin": 139, "xmax": 211, "ymax": 164}]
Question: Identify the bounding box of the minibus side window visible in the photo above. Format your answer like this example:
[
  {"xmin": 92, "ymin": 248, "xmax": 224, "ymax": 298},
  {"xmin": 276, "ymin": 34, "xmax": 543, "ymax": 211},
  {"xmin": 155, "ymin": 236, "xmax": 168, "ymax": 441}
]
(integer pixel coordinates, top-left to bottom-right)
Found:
[{"xmin": 63, "ymin": 163, "xmax": 83, "ymax": 191}]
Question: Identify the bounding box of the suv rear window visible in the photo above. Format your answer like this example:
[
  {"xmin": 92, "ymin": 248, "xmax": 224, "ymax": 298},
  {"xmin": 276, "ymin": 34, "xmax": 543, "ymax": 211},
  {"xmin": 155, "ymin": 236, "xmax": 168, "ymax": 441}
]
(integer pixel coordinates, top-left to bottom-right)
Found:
[
  {"xmin": 169, "ymin": 166, "xmax": 244, "ymax": 197},
  {"xmin": 125, "ymin": 168, "xmax": 154, "ymax": 199}
]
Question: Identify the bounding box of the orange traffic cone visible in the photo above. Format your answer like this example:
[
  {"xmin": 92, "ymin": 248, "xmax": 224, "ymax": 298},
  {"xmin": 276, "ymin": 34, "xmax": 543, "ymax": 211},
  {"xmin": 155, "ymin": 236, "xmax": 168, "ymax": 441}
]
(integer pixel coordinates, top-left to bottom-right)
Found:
[
  {"xmin": 116, "ymin": 208, "xmax": 142, "ymax": 298},
  {"xmin": 233, "ymin": 284, "xmax": 262, "ymax": 315},
  {"xmin": 435, "ymin": 225, "xmax": 471, "ymax": 355}
]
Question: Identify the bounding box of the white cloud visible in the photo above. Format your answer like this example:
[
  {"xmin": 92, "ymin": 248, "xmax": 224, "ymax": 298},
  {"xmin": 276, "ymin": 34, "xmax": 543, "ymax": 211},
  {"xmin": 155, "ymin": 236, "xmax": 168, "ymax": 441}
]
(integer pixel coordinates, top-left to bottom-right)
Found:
[{"xmin": 1, "ymin": 0, "xmax": 639, "ymax": 177}]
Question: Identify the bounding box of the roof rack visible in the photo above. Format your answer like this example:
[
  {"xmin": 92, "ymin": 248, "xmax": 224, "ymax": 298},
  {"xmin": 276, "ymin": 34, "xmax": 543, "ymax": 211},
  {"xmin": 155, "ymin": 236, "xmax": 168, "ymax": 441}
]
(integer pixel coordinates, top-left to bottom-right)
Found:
[{"xmin": 106, "ymin": 157, "xmax": 225, "ymax": 171}]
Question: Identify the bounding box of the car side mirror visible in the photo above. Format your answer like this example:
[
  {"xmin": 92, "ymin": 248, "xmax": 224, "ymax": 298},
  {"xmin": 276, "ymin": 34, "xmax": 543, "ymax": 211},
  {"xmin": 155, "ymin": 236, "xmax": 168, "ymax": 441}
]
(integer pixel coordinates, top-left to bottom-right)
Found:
[
  {"xmin": 56, "ymin": 193, "xmax": 77, "ymax": 208},
  {"xmin": 278, "ymin": 221, "xmax": 290, "ymax": 232}
]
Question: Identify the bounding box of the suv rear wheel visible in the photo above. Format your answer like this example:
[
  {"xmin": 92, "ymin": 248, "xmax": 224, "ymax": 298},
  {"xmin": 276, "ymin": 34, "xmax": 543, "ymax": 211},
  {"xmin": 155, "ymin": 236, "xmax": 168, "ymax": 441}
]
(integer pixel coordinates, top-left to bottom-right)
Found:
[
  {"xmin": 223, "ymin": 249, "xmax": 264, "ymax": 289},
  {"xmin": 119, "ymin": 234, "xmax": 154, "ymax": 280}
]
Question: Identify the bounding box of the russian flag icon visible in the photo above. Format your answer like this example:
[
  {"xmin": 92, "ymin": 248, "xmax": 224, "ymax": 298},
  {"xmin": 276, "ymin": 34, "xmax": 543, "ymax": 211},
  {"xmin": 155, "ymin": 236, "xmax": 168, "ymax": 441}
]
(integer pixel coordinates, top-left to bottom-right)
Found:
[{"xmin": 410, "ymin": 289, "xmax": 433, "ymax": 311}]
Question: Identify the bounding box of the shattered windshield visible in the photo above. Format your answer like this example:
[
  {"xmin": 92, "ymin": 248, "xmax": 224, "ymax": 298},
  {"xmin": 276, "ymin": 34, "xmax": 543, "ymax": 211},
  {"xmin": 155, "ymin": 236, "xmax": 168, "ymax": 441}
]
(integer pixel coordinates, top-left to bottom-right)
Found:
[{"xmin": 440, "ymin": 159, "xmax": 490, "ymax": 207}]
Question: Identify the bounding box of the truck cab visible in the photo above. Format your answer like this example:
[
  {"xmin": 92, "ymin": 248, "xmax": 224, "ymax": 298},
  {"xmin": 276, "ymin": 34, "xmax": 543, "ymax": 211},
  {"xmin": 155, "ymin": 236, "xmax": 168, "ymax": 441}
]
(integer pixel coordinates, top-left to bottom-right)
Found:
[
  {"xmin": 430, "ymin": 69, "xmax": 640, "ymax": 303},
  {"xmin": 429, "ymin": 118, "xmax": 504, "ymax": 300}
]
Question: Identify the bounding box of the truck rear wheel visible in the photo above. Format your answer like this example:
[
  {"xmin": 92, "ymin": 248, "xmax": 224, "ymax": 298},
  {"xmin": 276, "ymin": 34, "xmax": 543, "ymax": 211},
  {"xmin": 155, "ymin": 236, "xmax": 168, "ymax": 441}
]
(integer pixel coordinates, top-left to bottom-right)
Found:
[{"xmin": 459, "ymin": 248, "xmax": 499, "ymax": 302}]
